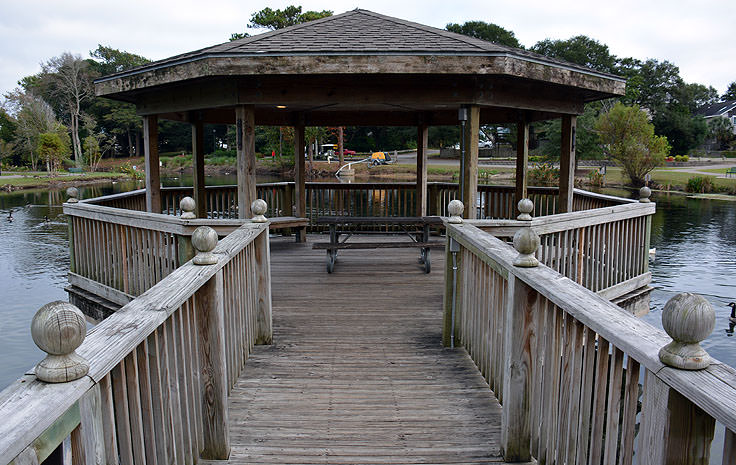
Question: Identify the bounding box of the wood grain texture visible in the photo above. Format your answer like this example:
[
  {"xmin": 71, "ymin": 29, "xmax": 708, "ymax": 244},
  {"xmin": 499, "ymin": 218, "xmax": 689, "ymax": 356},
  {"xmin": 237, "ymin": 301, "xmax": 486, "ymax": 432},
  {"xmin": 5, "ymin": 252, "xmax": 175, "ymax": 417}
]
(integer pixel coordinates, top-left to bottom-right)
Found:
[{"xmin": 143, "ymin": 115, "xmax": 160, "ymax": 214}]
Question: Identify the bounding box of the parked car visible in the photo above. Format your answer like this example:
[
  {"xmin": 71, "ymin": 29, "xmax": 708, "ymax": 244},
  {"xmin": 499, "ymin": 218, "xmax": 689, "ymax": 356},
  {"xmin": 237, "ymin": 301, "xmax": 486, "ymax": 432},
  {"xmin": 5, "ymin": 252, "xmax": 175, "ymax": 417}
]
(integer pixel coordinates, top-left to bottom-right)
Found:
[
  {"xmin": 479, "ymin": 140, "xmax": 493, "ymax": 148},
  {"xmin": 342, "ymin": 149, "xmax": 357, "ymax": 156}
]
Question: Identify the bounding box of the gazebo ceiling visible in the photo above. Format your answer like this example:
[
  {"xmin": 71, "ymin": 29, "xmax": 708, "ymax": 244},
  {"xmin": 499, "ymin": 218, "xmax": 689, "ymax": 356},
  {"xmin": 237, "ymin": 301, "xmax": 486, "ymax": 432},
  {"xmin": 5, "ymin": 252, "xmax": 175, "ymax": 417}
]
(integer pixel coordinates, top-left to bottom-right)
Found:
[{"xmin": 95, "ymin": 9, "xmax": 626, "ymax": 125}]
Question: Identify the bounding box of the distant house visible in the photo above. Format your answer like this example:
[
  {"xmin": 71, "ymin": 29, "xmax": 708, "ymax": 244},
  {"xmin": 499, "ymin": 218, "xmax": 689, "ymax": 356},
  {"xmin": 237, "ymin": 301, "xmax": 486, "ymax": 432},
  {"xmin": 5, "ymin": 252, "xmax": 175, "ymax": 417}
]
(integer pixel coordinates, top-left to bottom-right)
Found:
[{"xmin": 696, "ymin": 100, "xmax": 736, "ymax": 133}]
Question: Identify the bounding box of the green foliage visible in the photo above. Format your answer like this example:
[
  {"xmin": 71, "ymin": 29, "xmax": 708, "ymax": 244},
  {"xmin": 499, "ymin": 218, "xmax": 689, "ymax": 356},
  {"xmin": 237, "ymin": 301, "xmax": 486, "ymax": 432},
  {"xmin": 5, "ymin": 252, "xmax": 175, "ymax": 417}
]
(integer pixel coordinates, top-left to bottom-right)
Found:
[
  {"xmin": 674, "ymin": 155, "xmax": 689, "ymax": 162},
  {"xmin": 722, "ymin": 82, "xmax": 736, "ymax": 102},
  {"xmin": 528, "ymin": 163, "xmax": 559, "ymax": 185},
  {"xmin": 530, "ymin": 36, "xmax": 617, "ymax": 73},
  {"xmin": 587, "ymin": 169, "xmax": 605, "ymax": 187},
  {"xmin": 119, "ymin": 161, "xmax": 143, "ymax": 180},
  {"xmin": 88, "ymin": 45, "xmax": 150, "ymax": 75},
  {"xmin": 595, "ymin": 103, "xmax": 669, "ymax": 187},
  {"xmin": 708, "ymin": 117, "xmax": 735, "ymax": 150},
  {"xmin": 245, "ymin": 5, "xmax": 332, "ymax": 31},
  {"xmin": 686, "ymin": 176, "xmax": 715, "ymax": 193},
  {"xmin": 37, "ymin": 132, "xmax": 69, "ymax": 173},
  {"xmin": 536, "ymin": 102, "xmax": 604, "ymax": 161},
  {"xmin": 445, "ymin": 21, "xmax": 521, "ymax": 48},
  {"xmin": 722, "ymin": 150, "xmax": 736, "ymax": 158}
]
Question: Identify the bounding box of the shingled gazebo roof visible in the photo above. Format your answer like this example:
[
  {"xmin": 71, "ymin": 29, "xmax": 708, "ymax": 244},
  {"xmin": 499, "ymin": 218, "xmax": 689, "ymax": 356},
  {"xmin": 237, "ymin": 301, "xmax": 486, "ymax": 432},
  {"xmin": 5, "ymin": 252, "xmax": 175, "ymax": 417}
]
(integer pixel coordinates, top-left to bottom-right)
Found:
[{"xmin": 95, "ymin": 9, "xmax": 625, "ymax": 126}]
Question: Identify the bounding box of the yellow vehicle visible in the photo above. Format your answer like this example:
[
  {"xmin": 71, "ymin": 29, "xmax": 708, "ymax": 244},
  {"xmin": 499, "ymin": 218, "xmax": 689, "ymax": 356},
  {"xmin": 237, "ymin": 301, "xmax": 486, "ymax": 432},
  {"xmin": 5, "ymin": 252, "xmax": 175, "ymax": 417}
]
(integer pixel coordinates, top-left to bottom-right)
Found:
[{"xmin": 370, "ymin": 151, "xmax": 391, "ymax": 165}]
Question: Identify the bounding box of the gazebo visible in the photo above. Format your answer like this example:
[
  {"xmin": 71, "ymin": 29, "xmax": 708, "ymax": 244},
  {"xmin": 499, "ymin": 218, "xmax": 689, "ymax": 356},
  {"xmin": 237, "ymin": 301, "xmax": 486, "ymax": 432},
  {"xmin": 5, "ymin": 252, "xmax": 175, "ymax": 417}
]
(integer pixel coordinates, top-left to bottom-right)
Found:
[{"xmin": 95, "ymin": 8, "xmax": 625, "ymax": 226}]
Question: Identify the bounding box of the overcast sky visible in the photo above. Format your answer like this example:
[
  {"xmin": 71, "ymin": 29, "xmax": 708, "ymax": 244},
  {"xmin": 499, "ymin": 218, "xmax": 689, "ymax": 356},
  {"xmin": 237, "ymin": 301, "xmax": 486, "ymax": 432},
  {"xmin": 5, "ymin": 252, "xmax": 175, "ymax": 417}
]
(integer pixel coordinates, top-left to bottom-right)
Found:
[{"xmin": 1, "ymin": 0, "xmax": 734, "ymax": 98}]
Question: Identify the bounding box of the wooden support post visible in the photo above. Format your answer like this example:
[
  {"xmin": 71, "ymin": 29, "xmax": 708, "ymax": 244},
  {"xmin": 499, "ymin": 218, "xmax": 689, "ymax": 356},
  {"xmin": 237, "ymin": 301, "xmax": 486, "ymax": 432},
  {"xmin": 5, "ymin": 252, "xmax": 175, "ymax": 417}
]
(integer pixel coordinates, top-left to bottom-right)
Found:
[
  {"xmin": 294, "ymin": 120, "xmax": 306, "ymax": 242},
  {"xmin": 559, "ymin": 115, "xmax": 576, "ymax": 213},
  {"xmin": 501, "ymin": 275, "xmax": 535, "ymax": 461},
  {"xmin": 515, "ymin": 120, "xmax": 529, "ymax": 204},
  {"xmin": 254, "ymin": 229, "xmax": 273, "ymax": 344},
  {"xmin": 639, "ymin": 370, "xmax": 715, "ymax": 465},
  {"xmin": 191, "ymin": 115, "xmax": 207, "ymax": 218},
  {"xmin": 236, "ymin": 105, "xmax": 256, "ymax": 219},
  {"xmin": 416, "ymin": 124, "xmax": 428, "ymax": 216},
  {"xmin": 196, "ymin": 270, "xmax": 230, "ymax": 459},
  {"xmin": 143, "ymin": 115, "xmax": 161, "ymax": 213},
  {"xmin": 462, "ymin": 105, "xmax": 479, "ymax": 219}
]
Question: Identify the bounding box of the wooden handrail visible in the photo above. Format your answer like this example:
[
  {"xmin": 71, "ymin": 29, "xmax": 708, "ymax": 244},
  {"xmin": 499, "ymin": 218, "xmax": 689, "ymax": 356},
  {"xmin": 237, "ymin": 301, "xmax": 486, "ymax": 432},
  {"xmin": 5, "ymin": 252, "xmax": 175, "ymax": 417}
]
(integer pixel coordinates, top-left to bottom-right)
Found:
[
  {"xmin": 0, "ymin": 222, "xmax": 271, "ymax": 464},
  {"xmin": 444, "ymin": 219, "xmax": 736, "ymax": 463}
]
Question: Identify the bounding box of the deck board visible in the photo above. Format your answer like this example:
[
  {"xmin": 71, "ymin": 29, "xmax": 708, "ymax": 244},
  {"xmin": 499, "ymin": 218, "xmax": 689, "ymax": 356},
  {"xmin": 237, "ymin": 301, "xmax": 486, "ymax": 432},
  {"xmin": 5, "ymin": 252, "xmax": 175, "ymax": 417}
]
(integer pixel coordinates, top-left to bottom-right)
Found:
[{"xmin": 209, "ymin": 235, "xmax": 504, "ymax": 464}]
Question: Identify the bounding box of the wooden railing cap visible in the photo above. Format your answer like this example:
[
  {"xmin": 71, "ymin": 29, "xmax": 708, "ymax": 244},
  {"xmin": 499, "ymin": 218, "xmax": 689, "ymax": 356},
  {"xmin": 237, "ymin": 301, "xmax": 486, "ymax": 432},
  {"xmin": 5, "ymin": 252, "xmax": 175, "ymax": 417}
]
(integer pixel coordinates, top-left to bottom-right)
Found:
[
  {"xmin": 447, "ymin": 200, "xmax": 464, "ymax": 224},
  {"xmin": 192, "ymin": 226, "xmax": 219, "ymax": 265},
  {"xmin": 31, "ymin": 301, "xmax": 89, "ymax": 383},
  {"xmin": 65, "ymin": 187, "xmax": 79, "ymax": 204},
  {"xmin": 659, "ymin": 292, "xmax": 715, "ymax": 370},
  {"xmin": 180, "ymin": 196, "xmax": 196, "ymax": 219},
  {"xmin": 639, "ymin": 186, "xmax": 652, "ymax": 203}
]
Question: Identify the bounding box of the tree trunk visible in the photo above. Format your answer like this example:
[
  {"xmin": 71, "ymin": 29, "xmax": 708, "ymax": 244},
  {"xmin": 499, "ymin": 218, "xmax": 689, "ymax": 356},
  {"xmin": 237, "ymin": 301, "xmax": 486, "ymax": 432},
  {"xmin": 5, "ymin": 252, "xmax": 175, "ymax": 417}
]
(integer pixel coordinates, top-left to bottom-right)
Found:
[
  {"xmin": 127, "ymin": 130, "xmax": 134, "ymax": 157},
  {"xmin": 338, "ymin": 127, "xmax": 344, "ymax": 167}
]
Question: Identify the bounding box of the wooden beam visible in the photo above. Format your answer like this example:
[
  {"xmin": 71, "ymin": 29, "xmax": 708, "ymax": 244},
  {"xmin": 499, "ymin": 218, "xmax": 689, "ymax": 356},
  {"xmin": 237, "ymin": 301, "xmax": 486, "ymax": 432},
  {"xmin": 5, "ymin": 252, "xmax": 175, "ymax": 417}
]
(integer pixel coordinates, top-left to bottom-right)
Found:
[
  {"xmin": 235, "ymin": 105, "xmax": 256, "ymax": 219},
  {"xmin": 191, "ymin": 115, "xmax": 206, "ymax": 218},
  {"xmin": 143, "ymin": 115, "xmax": 160, "ymax": 213},
  {"xmin": 462, "ymin": 105, "xmax": 480, "ymax": 219},
  {"xmin": 559, "ymin": 115, "xmax": 576, "ymax": 213},
  {"xmin": 515, "ymin": 120, "xmax": 529, "ymax": 207},
  {"xmin": 196, "ymin": 270, "xmax": 230, "ymax": 459},
  {"xmin": 416, "ymin": 125, "xmax": 428, "ymax": 216},
  {"xmin": 294, "ymin": 120, "xmax": 306, "ymax": 242}
]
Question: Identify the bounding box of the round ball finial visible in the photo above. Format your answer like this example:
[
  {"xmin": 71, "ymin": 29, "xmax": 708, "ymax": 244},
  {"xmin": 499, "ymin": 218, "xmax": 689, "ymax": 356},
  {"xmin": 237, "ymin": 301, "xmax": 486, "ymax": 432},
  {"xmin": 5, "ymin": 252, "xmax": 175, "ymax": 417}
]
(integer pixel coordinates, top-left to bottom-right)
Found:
[
  {"xmin": 180, "ymin": 196, "xmax": 196, "ymax": 219},
  {"xmin": 31, "ymin": 301, "xmax": 89, "ymax": 383},
  {"xmin": 66, "ymin": 187, "xmax": 79, "ymax": 203},
  {"xmin": 639, "ymin": 186, "xmax": 652, "ymax": 203},
  {"xmin": 517, "ymin": 198, "xmax": 534, "ymax": 221},
  {"xmin": 659, "ymin": 293, "xmax": 715, "ymax": 370},
  {"xmin": 447, "ymin": 200, "xmax": 464, "ymax": 224},
  {"xmin": 251, "ymin": 199, "xmax": 268, "ymax": 223},
  {"xmin": 512, "ymin": 226, "xmax": 540, "ymax": 267},
  {"xmin": 192, "ymin": 226, "xmax": 218, "ymax": 265}
]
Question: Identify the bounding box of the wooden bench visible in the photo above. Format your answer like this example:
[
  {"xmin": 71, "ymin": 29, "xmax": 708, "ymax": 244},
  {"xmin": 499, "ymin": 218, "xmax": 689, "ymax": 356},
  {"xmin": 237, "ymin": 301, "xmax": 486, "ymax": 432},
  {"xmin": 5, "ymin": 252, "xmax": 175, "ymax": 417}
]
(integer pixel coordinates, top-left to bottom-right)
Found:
[
  {"xmin": 313, "ymin": 216, "xmax": 444, "ymax": 273},
  {"xmin": 726, "ymin": 167, "xmax": 736, "ymax": 178}
]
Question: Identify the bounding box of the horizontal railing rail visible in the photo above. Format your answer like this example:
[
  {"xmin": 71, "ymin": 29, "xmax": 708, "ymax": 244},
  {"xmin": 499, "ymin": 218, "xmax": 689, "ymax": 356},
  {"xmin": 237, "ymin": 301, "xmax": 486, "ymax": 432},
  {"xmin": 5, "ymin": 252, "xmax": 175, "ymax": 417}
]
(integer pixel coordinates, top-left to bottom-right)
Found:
[
  {"xmin": 469, "ymin": 200, "xmax": 655, "ymax": 296},
  {"xmin": 0, "ymin": 221, "xmax": 271, "ymax": 465},
  {"xmin": 443, "ymin": 205, "xmax": 735, "ymax": 464}
]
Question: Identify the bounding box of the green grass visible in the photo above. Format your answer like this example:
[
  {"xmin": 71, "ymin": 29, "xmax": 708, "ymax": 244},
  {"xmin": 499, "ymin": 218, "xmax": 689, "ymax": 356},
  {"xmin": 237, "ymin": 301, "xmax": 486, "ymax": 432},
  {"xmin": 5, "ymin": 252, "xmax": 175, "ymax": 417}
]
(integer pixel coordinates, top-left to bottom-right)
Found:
[{"xmin": 0, "ymin": 172, "xmax": 128, "ymax": 188}]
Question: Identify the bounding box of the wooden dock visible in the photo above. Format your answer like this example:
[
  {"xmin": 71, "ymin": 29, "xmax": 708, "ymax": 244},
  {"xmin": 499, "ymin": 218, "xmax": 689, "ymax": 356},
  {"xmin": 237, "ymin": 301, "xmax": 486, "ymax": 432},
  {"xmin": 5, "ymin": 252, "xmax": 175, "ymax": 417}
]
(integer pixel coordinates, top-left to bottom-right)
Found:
[{"xmin": 208, "ymin": 235, "xmax": 505, "ymax": 464}]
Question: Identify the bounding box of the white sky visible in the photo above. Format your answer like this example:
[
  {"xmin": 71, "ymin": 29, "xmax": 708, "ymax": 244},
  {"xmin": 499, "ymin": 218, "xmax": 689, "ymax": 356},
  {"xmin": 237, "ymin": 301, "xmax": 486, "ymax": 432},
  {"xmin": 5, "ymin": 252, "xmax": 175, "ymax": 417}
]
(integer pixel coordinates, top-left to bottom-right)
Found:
[{"xmin": 0, "ymin": 0, "xmax": 734, "ymax": 97}]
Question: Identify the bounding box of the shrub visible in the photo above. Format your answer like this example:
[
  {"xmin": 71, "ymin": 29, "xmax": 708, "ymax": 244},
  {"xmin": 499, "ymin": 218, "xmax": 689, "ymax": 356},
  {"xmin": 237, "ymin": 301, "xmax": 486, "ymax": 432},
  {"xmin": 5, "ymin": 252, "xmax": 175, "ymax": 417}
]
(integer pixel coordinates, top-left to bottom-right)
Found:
[
  {"xmin": 529, "ymin": 163, "xmax": 559, "ymax": 185},
  {"xmin": 686, "ymin": 176, "xmax": 715, "ymax": 193},
  {"xmin": 587, "ymin": 169, "xmax": 604, "ymax": 187},
  {"xmin": 119, "ymin": 162, "xmax": 144, "ymax": 180},
  {"xmin": 723, "ymin": 150, "xmax": 736, "ymax": 158},
  {"xmin": 207, "ymin": 149, "xmax": 236, "ymax": 158}
]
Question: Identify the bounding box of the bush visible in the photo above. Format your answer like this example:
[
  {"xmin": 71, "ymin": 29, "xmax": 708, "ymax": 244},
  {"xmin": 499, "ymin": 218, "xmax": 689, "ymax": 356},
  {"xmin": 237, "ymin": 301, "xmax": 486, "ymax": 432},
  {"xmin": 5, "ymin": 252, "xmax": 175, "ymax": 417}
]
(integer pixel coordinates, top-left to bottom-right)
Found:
[
  {"xmin": 674, "ymin": 155, "xmax": 689, "ymax": 162},
  {"xmin": 119, "ymin": 162, "xmax": 143, "ymax": 180},
  {"xmin": 587, "ymin": 169, "xmax": 604, "ymax": 187},
  {"xmin": 723, "ymin": 150, "xmax": 736, "ymax": 158},
  {"xmin": 686, "ymin": 176, "xmax": 715, "ymax": 193},
  {"xmin": 207, "ymin": 149, "xmax": 236, "ymax": 158},
  {"xmin": 529, "ymin": 163, "xmax": 559, "ymax": 185}
]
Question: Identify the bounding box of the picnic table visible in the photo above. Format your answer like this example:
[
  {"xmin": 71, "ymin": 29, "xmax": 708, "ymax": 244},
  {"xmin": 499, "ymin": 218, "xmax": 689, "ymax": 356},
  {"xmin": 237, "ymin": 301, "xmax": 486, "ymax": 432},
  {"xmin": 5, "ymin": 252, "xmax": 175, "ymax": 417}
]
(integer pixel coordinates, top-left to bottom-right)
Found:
[
  {"xmin": 726, "ymin": 167, "xmax": 736, "ymax": 178},
  {"xmin": 312, "ymin": 216, "xmax": 444, "ymax": 273}
]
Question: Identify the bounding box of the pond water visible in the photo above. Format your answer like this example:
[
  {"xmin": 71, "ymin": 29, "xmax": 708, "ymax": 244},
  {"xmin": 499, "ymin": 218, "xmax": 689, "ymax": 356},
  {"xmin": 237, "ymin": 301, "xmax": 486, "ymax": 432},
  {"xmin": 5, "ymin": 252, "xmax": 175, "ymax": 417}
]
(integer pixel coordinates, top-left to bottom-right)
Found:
[{"xmin": 0, "ymin": 181, "xmax": 734, "ymax": 457}]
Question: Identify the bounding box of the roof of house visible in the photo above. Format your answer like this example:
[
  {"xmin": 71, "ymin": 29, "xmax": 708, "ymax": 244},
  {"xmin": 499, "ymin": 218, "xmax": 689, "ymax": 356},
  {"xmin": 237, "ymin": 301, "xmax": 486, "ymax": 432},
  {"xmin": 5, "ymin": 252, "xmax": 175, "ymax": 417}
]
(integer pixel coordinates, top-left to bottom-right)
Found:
[
  {"xmin": 97, "ymin": 9, "xmax": 623, "ymax": 83},
  {"xmin": 696, "ymin": 100, "xmax": 736, "ymax": 117}
]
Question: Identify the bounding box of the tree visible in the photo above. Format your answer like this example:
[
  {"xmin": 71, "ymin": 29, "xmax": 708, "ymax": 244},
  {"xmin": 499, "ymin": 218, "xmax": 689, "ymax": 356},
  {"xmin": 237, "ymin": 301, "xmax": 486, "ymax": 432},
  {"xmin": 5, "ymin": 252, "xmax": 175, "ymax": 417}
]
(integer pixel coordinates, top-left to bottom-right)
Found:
[
  {"xmin": 537, "ymin": 102, "xmax": 605, "ymax": 162},
  {"xmin": 231, "ymin": 5, "xmax": 332, "ymax": 38},
  {"xmin": 708, "ymin": 117, "xmax": 735, "ymax": 150},
  {"xmin": 37, "ymin": 131, "xmax": 69, "ymax": 174},
  {"xmin": 40, "ymin": 53, "xmax": 94, "ymax": 166},
  {"xmin": 595, "ymin": 103, "xmax": 669, "ymax": 187},
  {"xmin": 723, "ymin": 82, "xmax": 736, "ymax": 101},
  {"xmin": 530, "ymin": 36, "xmax": 617, "ymax": 74},
  {"xmin": 4, "ymin": 90, "xmax": 60, "ymax": 170},
  {"xmin": 445, "ymin": 21, "xmax": 521, "ymax": 48}
]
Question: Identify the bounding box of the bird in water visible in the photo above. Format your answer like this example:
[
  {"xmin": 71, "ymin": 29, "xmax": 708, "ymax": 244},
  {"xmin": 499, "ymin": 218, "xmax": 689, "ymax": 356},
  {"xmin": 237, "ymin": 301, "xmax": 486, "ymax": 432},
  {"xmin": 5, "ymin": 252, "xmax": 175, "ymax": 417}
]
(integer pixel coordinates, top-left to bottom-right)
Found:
[
  {"xmin": 729, "ymin": 302, "xmax": 736, "ymax": 323},
  {"xmin": 7, "ymin": 210, "xmax": 13, "ymax": 222},
  {"xmin": 43, "ymin": 215, "xmax": 49, "ymax": 223}
]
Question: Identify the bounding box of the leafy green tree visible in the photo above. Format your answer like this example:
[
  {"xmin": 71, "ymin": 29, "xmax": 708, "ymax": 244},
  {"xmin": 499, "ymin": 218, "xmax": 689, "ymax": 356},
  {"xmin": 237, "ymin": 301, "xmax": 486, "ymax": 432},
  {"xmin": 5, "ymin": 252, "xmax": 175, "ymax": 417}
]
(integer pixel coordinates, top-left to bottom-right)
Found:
[
  {"xmin": 37, "ymin": 131, "xmax": 70, "ymax": 173},
  {"xmin": 231, "ymin": 5, "xmax": 332, "ymax": 38},
  {"xmin": 723, "ymin": 82, "xmax": 736, "ymax": 101},
  {"xmin": 89, "ymin": 45, "xmax": 149, "ymax": 75},
  {"xmin": 530, "ymin": 36, "xmax": 617, "ymax": 73},
  {"xmin": 537, "ymin": 103, "xmax": 605, "ymax": 162},
  {"xmin": 4, "ymin": 90, "xmax": 59, "ymax": 170},
  {"xmin": 595, "ymin": 103, "xmax": 669, "ymax": 187},
  {"xmin": 445, "ymin": 21, "xmax": 521, "ymax": 48},
  {"xmin": 708, "ymin": 117, "xmax": 735, "ymax": 150}
]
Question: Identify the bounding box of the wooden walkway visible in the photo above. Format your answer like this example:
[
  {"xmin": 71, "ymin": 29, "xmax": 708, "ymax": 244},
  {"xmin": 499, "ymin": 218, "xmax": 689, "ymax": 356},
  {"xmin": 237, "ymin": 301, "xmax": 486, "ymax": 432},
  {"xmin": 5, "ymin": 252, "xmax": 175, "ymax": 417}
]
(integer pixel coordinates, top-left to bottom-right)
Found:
[{"xmin": 206, "ymin": 235, "xmax": 504, "ymax": 464}]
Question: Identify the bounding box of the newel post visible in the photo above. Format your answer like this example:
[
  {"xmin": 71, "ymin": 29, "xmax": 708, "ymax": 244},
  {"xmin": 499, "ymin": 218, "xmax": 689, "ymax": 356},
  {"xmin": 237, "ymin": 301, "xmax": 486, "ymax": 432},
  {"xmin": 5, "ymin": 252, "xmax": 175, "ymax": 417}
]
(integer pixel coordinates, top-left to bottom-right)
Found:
[
  {"xmin": 192, "ymin": 227, "xmax": 230, "ymax": 459},
  {"xmin": 177, "ymin": 197, "xmax": 197, "ymax": 265},
  {"xmin": 31, "ymin": 301, "xmax": 89, "ymax": 383},
  {"xmin": 501, "ymin": 199, "xmax": 540, "ymax": 461},
  {"xmin": 251, "ymin": 200, "xmax": 273, "ymax": 345},
  {"xmin": 639, "ymin": 293, "xmax": 716, "ymax": 464}
]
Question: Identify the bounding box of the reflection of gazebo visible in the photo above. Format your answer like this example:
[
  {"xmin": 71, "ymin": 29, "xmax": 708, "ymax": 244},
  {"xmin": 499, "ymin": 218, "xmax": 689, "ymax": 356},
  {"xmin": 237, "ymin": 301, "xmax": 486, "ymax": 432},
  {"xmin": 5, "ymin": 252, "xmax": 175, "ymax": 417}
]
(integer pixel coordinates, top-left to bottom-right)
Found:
[{"xmin": 95, "ymin": 9, "xmax": 624, "ymax": 225}]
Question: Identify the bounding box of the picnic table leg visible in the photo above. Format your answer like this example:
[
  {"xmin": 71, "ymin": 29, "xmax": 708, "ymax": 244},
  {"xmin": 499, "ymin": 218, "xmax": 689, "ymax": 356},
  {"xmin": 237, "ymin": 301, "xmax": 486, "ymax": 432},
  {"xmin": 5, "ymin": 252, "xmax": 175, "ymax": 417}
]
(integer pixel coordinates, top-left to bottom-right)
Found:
[
  {"xmin": 326, "ymin": 224, "xmax": 337, "ymax": 273},
  {"xmin": 422, "ymin": 224, "xmax": 431, "ymax": 273}
]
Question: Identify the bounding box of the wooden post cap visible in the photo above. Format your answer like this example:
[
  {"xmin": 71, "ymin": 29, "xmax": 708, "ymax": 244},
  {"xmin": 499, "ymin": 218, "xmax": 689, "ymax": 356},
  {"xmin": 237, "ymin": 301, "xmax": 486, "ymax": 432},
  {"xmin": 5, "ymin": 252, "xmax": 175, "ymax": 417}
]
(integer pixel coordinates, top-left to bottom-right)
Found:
[
  {"xmin": 659, "ymin": 292, "xmax": 715, "ymax": 370},
  {"xmin": 513, "ymin": 198, "xmax": 539, "ymax": 267},
  {"xmin": 66, "ymin": 187, "xmax": 79, "ymax": 203},
  {"xmin": 180, "ymin": 196, "xmax": 196, "ymax": 219},
  {"xmin": 517, "ymin": 198, "xmax": 534, "ymax": 221},
  {"xmin": 639, "ymin": 186, "xmax": 652, "ymax": 203},
  {"xmin": 31, "ymin": 301, "xmax": 89, "ymax": 383},
  {"xmin": 192, "ymin": 226, "xmax": 219, "ymax": 265},
  {"xmin": 251, "ymin": 199, "xmax": 268, "ymax": 223},
  {"xmin": 448, "ymin": 200, "xmax": 464, "ymax": 224}
]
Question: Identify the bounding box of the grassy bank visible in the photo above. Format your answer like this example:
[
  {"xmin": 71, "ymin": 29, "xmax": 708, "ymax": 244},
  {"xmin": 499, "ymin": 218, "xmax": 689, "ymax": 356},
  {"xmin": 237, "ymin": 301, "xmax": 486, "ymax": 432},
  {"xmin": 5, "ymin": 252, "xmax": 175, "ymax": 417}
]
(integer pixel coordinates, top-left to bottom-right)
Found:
[{"xmin": 1, "ymin": 171, "xmax": 131, "ymax": 190}]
